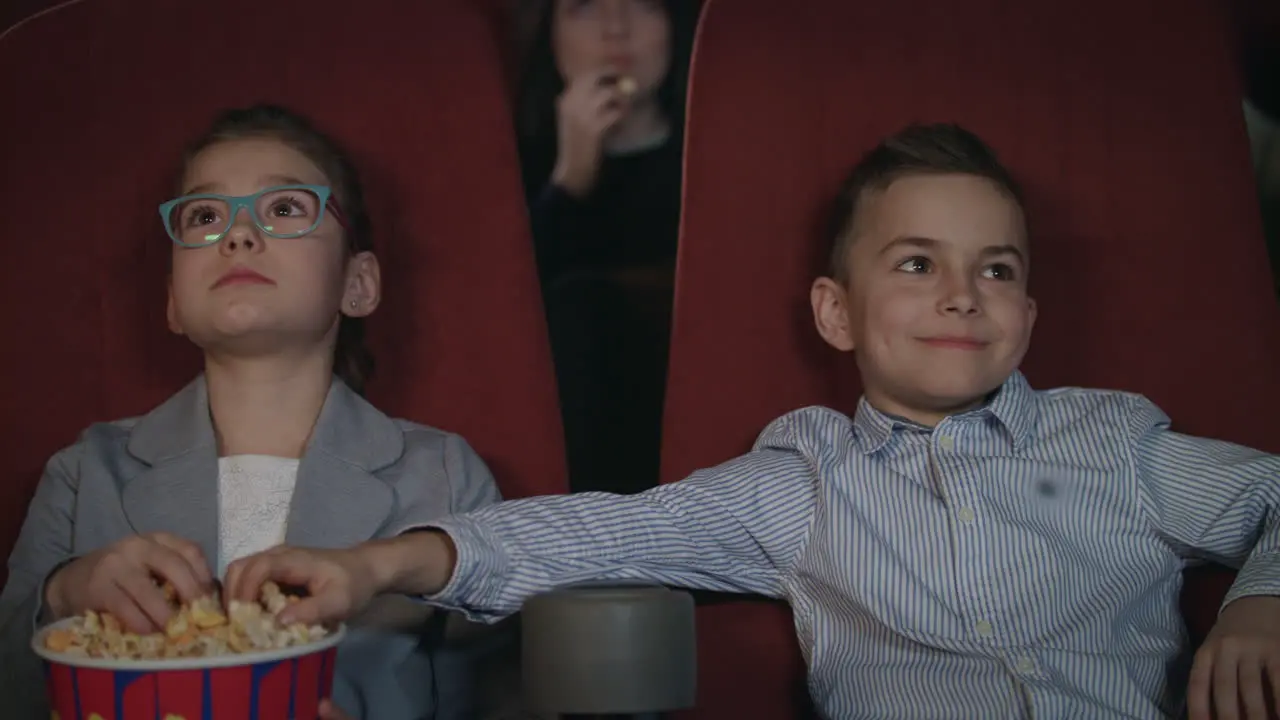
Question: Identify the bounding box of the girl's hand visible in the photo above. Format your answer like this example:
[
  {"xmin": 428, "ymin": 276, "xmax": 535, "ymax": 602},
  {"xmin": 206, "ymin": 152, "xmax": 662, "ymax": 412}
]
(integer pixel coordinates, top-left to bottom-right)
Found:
[
  {"xmin": 552, "ymin": 69, "xmax": 631, "ymax": 197},
  {"xmin": 45, "ymin": 532, "xmax": 213, "ymax": 633}
]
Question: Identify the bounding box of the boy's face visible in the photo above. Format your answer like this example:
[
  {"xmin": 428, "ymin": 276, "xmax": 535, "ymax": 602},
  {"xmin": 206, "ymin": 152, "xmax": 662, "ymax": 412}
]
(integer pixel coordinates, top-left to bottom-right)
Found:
[{"xmin": 811, "ymin": 173, "xmax": 1036, "ymax": 424}]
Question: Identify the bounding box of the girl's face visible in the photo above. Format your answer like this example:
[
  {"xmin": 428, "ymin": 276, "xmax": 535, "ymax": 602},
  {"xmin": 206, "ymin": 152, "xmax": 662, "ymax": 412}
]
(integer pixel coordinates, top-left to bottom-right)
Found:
[
  {"xmin": 553, "ymin": 0, "xmax": 671, "ymax": 98},
  {"xmin": 166, "ymin": 137, "xmax": 379, "ymax": 357}
]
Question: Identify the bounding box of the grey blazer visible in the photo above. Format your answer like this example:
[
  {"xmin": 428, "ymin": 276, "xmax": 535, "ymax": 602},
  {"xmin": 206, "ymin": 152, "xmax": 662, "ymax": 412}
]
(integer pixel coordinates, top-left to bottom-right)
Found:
[{"xmin": 0, "ymin": 376, "xmax": 515, "ymax": 719}]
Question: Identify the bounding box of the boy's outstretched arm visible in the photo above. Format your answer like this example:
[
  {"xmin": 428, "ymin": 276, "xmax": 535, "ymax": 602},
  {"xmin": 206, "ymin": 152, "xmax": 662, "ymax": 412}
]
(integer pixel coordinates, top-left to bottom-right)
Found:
[
  {"xmin": 1125, "ymin": 395, "xmax": 1280, "ymax": 719},
  {"xmin": 420, "ymin": 444, "xmax": 818, "ymax": 621},
  {"xmin": 1128, "ymin": 395, "xmax": 1280, "ymax": 596},
  {"xmin": 227, "ymin": 411, "xmax": 832, "ymax": 625}
]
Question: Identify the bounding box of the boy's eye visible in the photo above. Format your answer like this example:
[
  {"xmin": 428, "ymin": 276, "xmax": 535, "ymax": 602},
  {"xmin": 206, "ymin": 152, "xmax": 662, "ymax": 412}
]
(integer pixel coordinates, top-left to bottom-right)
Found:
[
  {"xmin": 895, "ymin": 256, "xmax": 932, "ymax": 274},
  {"xmin": 982, "ymin": 263, "xmax": 1017, "ymax": 281}
]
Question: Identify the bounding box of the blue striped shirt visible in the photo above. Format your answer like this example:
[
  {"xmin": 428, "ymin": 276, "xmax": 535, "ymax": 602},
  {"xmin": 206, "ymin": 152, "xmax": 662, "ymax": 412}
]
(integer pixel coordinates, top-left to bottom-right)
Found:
[{"xmin": 427, "ymin": 371, "xmax": 1280, "ymax": 719}]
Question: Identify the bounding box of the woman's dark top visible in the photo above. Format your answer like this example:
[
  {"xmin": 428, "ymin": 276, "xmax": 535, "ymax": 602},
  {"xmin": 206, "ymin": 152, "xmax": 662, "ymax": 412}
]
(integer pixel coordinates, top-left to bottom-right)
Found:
[{"xmin": 522, "ymin": 134, "xmax": 683, "ymax": 495}]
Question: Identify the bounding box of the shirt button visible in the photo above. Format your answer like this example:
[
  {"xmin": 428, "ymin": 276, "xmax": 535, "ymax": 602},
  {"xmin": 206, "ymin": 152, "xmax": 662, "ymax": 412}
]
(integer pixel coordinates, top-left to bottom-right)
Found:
[
  {"xmin": 938, "ymin": 435, "xmax": 955, "ymax": 451},
  {"xmin": 957, "ymin": 507, "xmax": 976, "ymax": 524},
  {"xmin": 974, "ymin": 620, "xmax": 994, "ymax": 638},
  {"xmin": 1015, "ymin": 655, "xmax": 1036, "ymax": 673}
]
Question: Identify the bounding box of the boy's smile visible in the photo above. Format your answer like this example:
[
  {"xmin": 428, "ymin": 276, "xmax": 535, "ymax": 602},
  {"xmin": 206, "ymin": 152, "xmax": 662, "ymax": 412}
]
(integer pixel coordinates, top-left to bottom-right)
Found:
[
  {"xmin": 917, "ymin": 336, "xmax": 990, "ymax": 350},
  {"xmin": 812, "ymin": 173, "xmax": 1037, "ymax": 426}
]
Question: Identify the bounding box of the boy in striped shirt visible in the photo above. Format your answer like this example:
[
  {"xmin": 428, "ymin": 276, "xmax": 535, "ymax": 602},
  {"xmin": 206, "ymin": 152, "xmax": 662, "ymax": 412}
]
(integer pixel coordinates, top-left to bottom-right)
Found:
[{"xmin": 231, "ymin": 124, "xmax": 1280, "ymax": 720}]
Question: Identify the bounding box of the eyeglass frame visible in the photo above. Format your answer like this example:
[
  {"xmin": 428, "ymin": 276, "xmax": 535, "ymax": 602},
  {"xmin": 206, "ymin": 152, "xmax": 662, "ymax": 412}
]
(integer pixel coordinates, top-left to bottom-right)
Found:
[{"xmin": 157, "ymin": 184, "xmax": 348, "ymax": 248}]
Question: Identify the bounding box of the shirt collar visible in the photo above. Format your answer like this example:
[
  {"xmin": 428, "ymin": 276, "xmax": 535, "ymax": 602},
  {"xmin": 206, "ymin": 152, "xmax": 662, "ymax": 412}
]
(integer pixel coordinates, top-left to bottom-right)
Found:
[
  {"xmin": 987, "ymin": 370, "xmax": 1037, "ymax": 450},
  {"xmin": 851, "ymin": 370, "xmax": 1038, "ymax": 454}
]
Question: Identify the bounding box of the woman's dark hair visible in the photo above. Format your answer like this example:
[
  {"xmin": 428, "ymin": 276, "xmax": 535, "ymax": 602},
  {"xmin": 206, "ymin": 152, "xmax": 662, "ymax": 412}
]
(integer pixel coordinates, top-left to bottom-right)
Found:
[
  {"xmin": 180, "ymin": 104, "xmax": 376, "ymax": 394},
  {"xmin": 514, "ymin": 0, "xmax": 701, "ymax": 152}
]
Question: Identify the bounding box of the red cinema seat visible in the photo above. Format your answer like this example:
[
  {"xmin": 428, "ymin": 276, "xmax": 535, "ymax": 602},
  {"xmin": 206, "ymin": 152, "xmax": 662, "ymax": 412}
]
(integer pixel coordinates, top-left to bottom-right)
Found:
[
  {"xmin": 0, "ymin": 0, "xmax": 567, "ymax": 586},
  {"xmin": 663, "ymin": 0, "xmax": 1280, "ymax": 717}
]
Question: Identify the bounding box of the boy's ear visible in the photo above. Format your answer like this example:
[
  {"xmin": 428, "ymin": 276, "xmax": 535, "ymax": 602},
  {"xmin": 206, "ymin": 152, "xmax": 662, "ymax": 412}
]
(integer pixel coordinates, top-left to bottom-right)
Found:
[{"xmin": 811, "ymin": 276, "xmax": 856, "ymax": 352}]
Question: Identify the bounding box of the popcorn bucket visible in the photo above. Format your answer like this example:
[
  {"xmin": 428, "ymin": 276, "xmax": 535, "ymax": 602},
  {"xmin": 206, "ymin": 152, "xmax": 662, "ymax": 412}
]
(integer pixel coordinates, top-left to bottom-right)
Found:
[{"xmin": 34, "ymin": 619, "xmax": 346, "ymax": 720}]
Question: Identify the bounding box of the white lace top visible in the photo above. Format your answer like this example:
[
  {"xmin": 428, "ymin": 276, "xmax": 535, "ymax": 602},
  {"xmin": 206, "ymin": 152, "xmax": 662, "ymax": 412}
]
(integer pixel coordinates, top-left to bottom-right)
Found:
[{"xmin": 216, "ymin": 454, "xmax": 299, "ymax": 578}]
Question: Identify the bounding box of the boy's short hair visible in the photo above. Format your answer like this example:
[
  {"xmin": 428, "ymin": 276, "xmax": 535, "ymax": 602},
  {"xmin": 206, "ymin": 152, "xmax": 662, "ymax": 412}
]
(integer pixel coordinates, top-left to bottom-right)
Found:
[{"xmin": 825, "ymin": 123, "xmax": 1025, "ymax": 282}]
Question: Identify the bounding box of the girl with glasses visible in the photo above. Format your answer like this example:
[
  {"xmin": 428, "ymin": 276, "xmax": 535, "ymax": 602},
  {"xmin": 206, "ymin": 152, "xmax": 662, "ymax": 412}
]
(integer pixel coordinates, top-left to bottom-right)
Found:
[{"xmin": 0, "ymin": 104, "xmax": 508, "ymax": 720}]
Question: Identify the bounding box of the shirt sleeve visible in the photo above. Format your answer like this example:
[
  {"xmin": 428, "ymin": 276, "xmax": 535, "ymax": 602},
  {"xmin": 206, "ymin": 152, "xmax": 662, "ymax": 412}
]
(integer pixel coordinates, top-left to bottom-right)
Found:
[
  {"xmin": 1128, "ymin": 395, "xmax": 1280, "ymax": 609},
  {"xmin": 360, "ymin": 432, "xmax": 514, "ymax": 719},
  {"xmin": 0, "ymin": 438, "xmax": 83, "ymax": 718},
  {"xmin": 421, "ymin": 411, "xmax": 829, "ymax": 623},
  {"xmin": 443, "ymin": 434, "xmax": 504, "ymax": 513},
  {"xmin": 384, "ymin": 431, "xmax": 503, "ymax": 536}
]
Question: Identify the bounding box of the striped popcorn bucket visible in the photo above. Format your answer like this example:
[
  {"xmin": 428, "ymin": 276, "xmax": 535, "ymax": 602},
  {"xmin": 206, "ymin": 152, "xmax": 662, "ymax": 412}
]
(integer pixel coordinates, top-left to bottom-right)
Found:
[{"xmin": 34, "ymin": 619, "xmax": 345, "ymax": 720}]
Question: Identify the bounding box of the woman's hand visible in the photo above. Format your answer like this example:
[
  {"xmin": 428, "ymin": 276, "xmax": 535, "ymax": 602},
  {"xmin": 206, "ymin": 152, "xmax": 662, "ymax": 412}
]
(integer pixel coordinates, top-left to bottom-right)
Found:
[
  {"xmin": 552, "ymin": 69, "xmax": 631, "ymax": 197},
  {"xmin": 45, "ymin": 532, "xmax": 213, "ymax": 633}
]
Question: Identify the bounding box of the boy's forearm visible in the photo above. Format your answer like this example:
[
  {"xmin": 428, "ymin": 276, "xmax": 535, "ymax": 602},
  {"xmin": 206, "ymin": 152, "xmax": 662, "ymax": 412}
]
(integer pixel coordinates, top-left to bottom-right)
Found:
[
  {"xmin": 364, "ymin": 530, "xmax": 457, "ymax": 597},
  {"xmin": 364, "ymin": 438, "xmax": 818, "ymax": 619}
]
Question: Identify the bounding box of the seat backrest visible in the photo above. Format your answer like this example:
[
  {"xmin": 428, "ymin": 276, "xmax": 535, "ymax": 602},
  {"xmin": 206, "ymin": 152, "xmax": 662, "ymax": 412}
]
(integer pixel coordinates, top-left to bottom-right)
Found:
[
  {"xmin": 664, "ymin": 0, "xmax": 1280, "ymax": 717},
  {"xmin": 0, "ymin": 0, "xmax": 566, "ymax": 584}
]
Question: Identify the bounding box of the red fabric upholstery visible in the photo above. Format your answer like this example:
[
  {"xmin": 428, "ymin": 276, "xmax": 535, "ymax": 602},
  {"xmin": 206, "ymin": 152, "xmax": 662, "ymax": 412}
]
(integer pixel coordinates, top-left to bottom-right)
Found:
[
  {"xmin": 663, "ymin": 0, "xmax": 1280, "ymax": 717},
  {"xmin": 0, "ymin": 0, "xmax": 566, "ymax": 586}
]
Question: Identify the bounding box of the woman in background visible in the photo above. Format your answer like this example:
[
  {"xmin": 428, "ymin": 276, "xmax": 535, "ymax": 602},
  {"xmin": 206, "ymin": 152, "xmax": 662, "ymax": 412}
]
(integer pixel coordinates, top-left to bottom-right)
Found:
[{"xmin": 516, "ymin": 0, "xmax": 701, "ymax": 495}]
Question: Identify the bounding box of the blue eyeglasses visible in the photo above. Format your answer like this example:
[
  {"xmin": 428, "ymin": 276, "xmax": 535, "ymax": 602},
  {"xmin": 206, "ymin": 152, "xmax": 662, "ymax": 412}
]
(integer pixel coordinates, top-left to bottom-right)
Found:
[{"xmin": 158, "ymin": 184, "xmax": 347, "ymax": 248}]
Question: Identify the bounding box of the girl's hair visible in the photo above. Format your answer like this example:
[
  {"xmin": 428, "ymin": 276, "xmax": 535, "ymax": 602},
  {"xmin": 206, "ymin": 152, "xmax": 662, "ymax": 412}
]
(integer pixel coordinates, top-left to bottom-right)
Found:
[
  {"xmin": 180, "ymin": 104, "xmax": 376, "ymax": 394},
  {"xmin": 514, "ymin": 0, "xmax": 701, "ymax": 148}
]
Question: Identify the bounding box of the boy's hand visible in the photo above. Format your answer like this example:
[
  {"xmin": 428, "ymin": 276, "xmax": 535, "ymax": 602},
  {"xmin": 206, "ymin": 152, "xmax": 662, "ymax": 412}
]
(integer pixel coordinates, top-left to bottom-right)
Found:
[
  {"xmin": 222, "ymin": 532, "xmax": 456, "ymax": 625},
  {"xmin": 1188, "ymin": 595, "xmax": 1280, "ymax": 719},
  {"xmin": 223, "ymin": 546, "xmax": 377, "ymax": 626}
]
